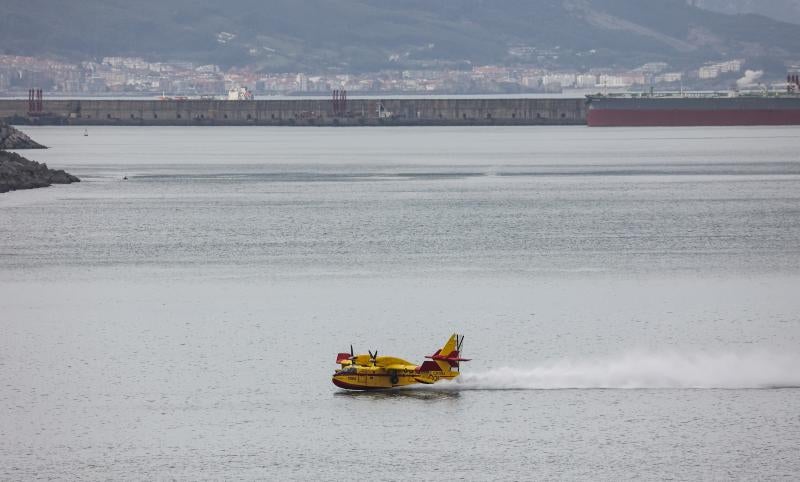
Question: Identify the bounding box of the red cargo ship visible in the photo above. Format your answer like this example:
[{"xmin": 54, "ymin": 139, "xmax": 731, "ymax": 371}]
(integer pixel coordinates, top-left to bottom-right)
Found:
[{"xmin": 587, "ymin": 74, "xmax": 800, "ymax": 127}]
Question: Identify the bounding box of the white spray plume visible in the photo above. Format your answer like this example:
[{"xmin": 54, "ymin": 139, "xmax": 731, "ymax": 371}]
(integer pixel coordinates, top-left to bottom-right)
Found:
[
  {"xmin": 736, "ymin": 69, "xmax": 763, "ymax": 89},
  {"xmin": 431, "ymin": 350, "xmax": 800, "ymax": 390}
]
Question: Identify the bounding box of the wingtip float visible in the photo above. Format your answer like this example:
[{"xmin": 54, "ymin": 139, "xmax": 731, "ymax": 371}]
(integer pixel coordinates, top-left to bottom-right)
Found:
[{"xmin": 332, "ymin": 333, "xmax": 470, "ymax": 390}]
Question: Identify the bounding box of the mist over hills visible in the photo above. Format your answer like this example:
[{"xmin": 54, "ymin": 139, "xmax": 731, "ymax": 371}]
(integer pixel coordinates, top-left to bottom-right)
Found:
[{"xmin": 1, "ymin": 0, "xmax": 799, "ymax": 73}]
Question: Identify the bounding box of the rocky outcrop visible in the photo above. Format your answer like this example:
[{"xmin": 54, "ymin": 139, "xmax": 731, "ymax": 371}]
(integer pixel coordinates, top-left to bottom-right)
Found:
[
  {"xmin": 0, "ymin": 150, "xmax": 79, "ymax": 193},
  {"xmin": 0, "ymin": 122, "xmax": 46, "ymax": 149}
]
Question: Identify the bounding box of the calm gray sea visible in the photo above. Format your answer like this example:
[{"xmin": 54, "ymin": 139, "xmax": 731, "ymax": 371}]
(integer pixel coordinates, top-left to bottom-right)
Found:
[{"xmin": 2, "ymin": 126, "xmax": 800, "ymax": 480}]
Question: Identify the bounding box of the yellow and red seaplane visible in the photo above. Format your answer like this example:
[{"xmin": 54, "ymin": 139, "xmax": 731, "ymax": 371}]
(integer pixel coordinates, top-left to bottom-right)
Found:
[{"xmin": 332, "ymin": 334, "xmax": 469, "ymax": 390}]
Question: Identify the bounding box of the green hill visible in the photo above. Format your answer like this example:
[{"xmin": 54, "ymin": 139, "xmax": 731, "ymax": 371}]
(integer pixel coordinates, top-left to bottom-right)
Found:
[
  {"xmin": 695, "ymin": 0, "xmax": 800, "ymax": 25},
  {"xmin": 1, "ymin": 0, "xmax": 799, "ymax": 72}
]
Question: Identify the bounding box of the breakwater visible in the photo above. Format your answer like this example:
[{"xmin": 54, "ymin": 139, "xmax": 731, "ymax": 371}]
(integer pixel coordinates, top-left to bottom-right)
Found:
[
  {"xmin": 0, "ymin": 98, "xmax": 586, "ymax": 126},
  {"xmin": 0, "ymin": 150, "xmax": 79, "ymax": 193},
  {"xmin": 0, "ymin": 121, "xmax": 46, "ymax": 148}
]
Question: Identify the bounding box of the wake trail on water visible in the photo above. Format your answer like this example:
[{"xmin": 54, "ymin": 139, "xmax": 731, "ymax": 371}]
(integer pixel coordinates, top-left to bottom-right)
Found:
[{"xmin": 427, "ymin": 351, "xmax": 800, "ymax": 390}]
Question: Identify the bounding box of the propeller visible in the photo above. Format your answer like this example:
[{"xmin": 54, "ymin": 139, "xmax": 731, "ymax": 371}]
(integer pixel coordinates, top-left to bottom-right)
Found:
[
  {"xmin": 456, "ymin": 334, "xmax": 464, "ymax": 371},
  {"xmin": 348, "ymin": 346, "xmax": 378, "ymax": 366},
  {"xmin": 347, "ymin": 344, "xmax": 356, "ymax": 364}
]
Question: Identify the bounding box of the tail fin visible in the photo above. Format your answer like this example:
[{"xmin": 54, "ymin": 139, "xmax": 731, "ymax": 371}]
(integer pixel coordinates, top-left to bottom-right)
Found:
[{"xmin": 419, "ymin": 334, "xmax": 470, "ymax": 372}]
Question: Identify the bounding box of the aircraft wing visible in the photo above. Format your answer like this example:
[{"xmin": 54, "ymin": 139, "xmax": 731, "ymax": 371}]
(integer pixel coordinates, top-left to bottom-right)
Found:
[
  {"xmin": 383, "ymin": 363, "xmax": 418, "ymax": 371},
  {"xmin": 374, "ymin": 356, "xmax": 414, "ymax": 368}
]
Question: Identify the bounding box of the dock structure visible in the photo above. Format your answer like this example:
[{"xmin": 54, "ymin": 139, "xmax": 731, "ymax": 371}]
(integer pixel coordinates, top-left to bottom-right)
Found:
[{"xmin": 0, "ymin": 98, "xmax": 587, "ymax": 126}]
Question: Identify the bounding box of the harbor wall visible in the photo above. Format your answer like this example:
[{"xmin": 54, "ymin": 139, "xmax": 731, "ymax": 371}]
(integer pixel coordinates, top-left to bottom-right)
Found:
[{"xmin": 0, "ymin": 98, "xmax": 587, "ymax": 126}]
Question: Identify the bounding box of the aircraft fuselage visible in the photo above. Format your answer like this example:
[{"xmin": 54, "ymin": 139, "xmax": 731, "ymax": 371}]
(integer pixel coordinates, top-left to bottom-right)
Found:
[{"xmin": 332, "ymin": 365, "xmax": 458, "ymax": 390}]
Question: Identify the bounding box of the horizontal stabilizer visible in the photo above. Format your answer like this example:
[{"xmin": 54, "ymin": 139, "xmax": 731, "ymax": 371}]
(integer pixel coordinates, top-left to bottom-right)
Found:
[
  {"xmin": 425, "ymin": 349, "xmax": 471, "ymax": 368},
  {"xmin": 421, "ymin": 334, "xmax": 471, "ymax": 371},
  {"xmin": 426, "ymin": 353, "xmax": 472, "ymax": 362}
]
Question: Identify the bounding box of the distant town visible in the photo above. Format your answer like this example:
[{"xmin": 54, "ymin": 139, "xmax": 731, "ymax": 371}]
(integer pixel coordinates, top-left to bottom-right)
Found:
[{"xmin": 0, "ymin": 54, "xmax": 785, "ymax": 97}]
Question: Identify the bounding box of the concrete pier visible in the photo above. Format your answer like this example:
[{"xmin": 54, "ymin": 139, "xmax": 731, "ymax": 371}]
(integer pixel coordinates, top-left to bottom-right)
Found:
[{"xmin": 0, "ymin": 98, "xmax": 587, "ymax": 126}]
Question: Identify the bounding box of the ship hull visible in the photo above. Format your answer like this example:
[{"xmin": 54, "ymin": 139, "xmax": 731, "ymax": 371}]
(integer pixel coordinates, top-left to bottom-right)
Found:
[{"xmin": 587, "ymin": 96, "xmax": 800, "ymax": 127}]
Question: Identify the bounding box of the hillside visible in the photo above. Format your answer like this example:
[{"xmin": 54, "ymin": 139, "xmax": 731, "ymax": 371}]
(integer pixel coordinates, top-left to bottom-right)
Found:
[
  {"xmin": 695, "ymin": 0, "xmax": 800, "ymax": 25},
  {"xmin": 1, "ymin": 0, "xmax": 799, "ymax": 72}
]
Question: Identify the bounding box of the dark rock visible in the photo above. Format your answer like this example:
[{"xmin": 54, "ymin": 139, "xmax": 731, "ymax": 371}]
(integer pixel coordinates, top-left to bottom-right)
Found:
[
  {"xmin": 0, "ymin": 122, "xmax": 47, "ymax": 149},
  {"xmin": 0, "ymin": 150, "xmax": 79, "ymax": 193}
]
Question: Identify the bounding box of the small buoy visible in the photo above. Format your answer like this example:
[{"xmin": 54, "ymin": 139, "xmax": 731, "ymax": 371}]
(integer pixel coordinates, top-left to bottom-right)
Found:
[{"xmin": 123, "ymin": 176, "xmax": 128, "ymax": 180}]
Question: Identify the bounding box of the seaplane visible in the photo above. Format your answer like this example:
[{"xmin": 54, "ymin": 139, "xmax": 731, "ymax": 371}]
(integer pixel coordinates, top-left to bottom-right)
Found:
[{"xmin": 332, "ymin": 333, "xmax": 469, "ymax": 390}]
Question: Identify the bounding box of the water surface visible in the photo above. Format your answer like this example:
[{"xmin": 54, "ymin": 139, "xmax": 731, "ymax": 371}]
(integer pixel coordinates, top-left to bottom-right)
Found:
[{"xmin": 2, "ymin": 126, "xmax": 799, "ymax": 480}]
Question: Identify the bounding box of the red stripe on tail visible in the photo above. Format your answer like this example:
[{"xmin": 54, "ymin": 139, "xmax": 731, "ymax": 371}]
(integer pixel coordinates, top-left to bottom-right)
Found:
[{"xmin": 417, "ymin": 361, "xmax": 441, "ymax": 372}]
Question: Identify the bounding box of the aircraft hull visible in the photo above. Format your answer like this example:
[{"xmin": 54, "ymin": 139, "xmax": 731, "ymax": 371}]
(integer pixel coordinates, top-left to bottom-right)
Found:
[{"xmin": 332, "ymin": 371, "xmax": 457, "ymax": 390}]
